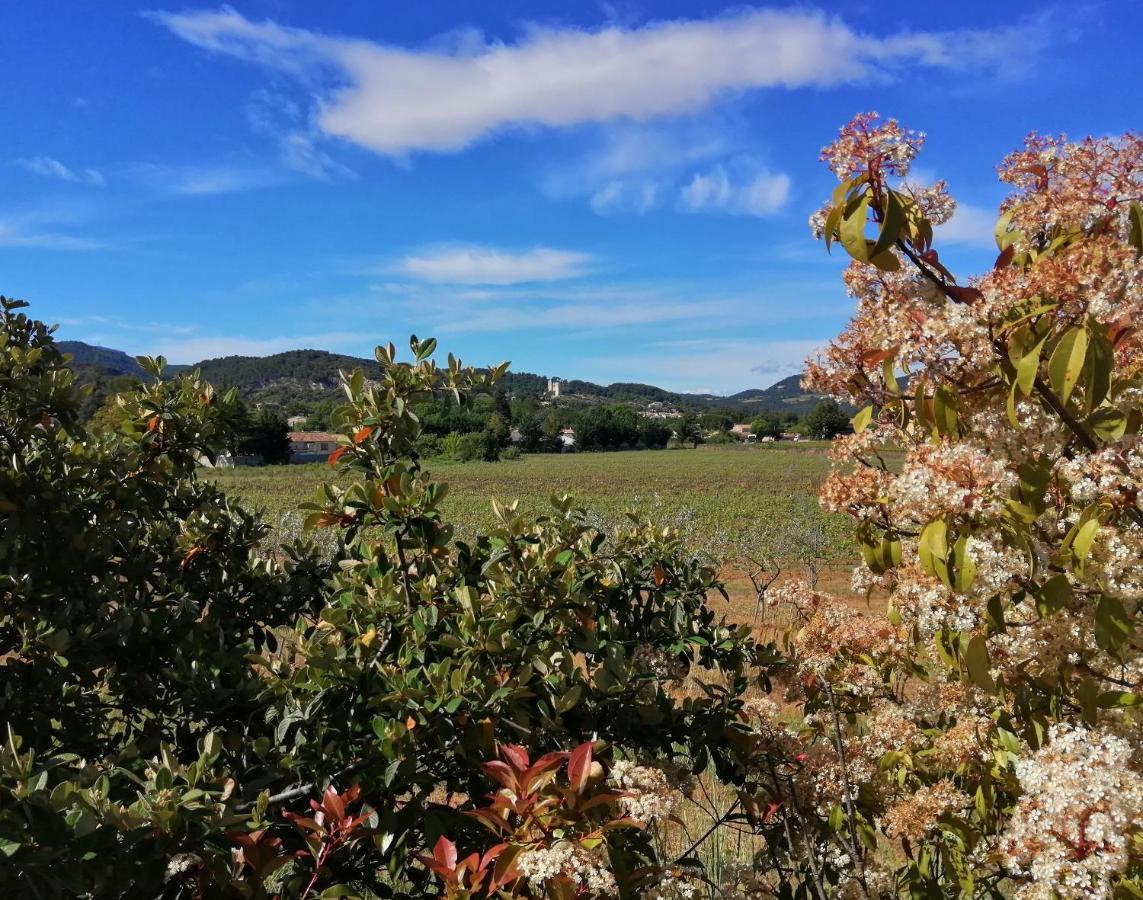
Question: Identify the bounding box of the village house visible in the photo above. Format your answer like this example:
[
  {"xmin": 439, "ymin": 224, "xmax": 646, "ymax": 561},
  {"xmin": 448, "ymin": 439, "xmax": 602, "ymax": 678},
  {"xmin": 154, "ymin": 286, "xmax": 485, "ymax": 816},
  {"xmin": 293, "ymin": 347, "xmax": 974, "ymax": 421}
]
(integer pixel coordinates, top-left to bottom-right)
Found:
[{"xmin": 288, "ymin": 431, "xmax": 339, "ymax": 463}]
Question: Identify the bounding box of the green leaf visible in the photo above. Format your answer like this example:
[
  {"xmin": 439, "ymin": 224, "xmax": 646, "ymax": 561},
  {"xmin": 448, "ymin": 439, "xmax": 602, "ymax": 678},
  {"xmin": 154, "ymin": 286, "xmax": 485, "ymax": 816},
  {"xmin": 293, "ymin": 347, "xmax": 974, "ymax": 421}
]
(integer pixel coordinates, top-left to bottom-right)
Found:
[
  {"xmin": 965, "ymin": 635, "xmax": 995, "ymax": 693},
  {"xmin": 871, "ymin": 190, "xmax": 906, "ymax": 258},
  {"xmin": 1035, "ymin": 574, "xmax": 1073, "ymax": 616},
  {"xmin": 1048, "ymin": 327, "xmax": 1088, "ymax": 405},
  {"xmin": 918, "ymin": 519, "xmax": 949, "ymax": 584},
  {"xmin": 415, "ymin": 337, "xmax": 438, "ymax": 361},
  {"xmin": 851, "ymin": 405, "xmax": 873, "ymax": 433},
  {"xmin": 1081, "ymin": 331, "xmax": 1113, "ymax": 412},
  {"xmin": 840, "ymin": 192, "xmax": 871, "ymax": 262},
  {"xmin": 994, "ymin": 209, "xmax": 1018, "ymax": 250},
  {"xmin": 1070, "ymin": 517, "xmax": 1100, "ymax": 574},
  {"xmin": 933, "ymin": 386, "xmax": 959, "ymax": 438},
  {"xmin": 1077, "ymin": 677, "xmax": 1100, "ymax": 726},
  {"xmin": 950, "ymin": 535, "xmax": 976, "ymax": 594},
  {"xmin": 1097, "ymin": 690, "xmax": 1141, "ymax": 709},
  {"xmin": 1008, "ymin": 327, "xmax": 1046, "ymax": 399},
  {"xmin": 1095, "ymin": 595, "xmax": 1132, "ymax": 652},
  {"xmin": 823, "ymin": 203, "xmax": 844, "ymax": 253},
  {"xmin": 1128, "ymin": 201, "xmax": 1143, "ymax": 252},
  {"xmin": 869, "ymin": 248, "xmax": 901, "ymax": 271},
  {"xmin": 1087, "ymin": 407, "xmax": 1127, "ymax": 441}
]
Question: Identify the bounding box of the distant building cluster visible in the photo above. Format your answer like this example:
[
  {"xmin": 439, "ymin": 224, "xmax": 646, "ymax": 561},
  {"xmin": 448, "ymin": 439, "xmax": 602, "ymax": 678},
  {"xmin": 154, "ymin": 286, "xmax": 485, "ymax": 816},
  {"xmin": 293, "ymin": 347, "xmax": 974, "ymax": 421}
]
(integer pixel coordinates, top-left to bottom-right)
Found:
[{"xmin": 639, "ymin": 401, "xmax": 680, "ymax": 420}]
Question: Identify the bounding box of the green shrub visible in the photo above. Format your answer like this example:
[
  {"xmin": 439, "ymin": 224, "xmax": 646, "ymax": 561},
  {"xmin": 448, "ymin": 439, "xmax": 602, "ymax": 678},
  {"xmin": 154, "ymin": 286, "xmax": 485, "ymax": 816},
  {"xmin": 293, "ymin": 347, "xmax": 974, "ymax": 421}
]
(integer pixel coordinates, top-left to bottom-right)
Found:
[{"xmin": 0, "ymin": 302, "xmax": 778, "ymax": 896}]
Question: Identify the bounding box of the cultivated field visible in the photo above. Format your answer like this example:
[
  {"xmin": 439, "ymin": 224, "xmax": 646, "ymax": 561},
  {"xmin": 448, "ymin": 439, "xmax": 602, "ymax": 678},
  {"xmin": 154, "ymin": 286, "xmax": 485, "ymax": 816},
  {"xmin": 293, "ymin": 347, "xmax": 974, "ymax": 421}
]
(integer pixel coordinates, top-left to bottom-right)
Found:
[
  {"xmin": 208, "ymin": 443, "xmax": 845, "ymax": 548},
  {"xmin": 207, "ymin": 443, "xmax": 870, "ymax": 623}
]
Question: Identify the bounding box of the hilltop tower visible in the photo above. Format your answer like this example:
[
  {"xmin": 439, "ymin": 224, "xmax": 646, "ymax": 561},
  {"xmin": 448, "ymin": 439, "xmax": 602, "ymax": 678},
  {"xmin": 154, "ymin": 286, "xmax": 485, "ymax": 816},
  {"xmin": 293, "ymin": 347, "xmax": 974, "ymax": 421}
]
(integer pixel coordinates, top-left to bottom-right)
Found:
[{"xmin": 546, "ymin": 377, "xmax": 561, "ymax": 398}]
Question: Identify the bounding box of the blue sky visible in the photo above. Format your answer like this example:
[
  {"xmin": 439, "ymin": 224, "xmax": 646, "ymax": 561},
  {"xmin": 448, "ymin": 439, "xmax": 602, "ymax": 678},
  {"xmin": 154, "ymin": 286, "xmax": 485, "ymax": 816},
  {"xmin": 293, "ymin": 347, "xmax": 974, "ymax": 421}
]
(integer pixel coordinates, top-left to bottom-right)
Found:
[{"xmin": 3, "ymin": 1, "xmax": 1141, "ymax": 393}]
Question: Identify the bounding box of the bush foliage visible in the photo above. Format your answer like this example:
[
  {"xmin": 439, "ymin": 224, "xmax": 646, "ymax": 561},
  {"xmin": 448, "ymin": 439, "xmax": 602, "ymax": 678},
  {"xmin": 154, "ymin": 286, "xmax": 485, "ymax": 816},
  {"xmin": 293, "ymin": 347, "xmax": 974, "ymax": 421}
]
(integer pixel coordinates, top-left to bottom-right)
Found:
[{"xmin": 0, "ymin": 303, "xmax": 777, "ymax": 896}]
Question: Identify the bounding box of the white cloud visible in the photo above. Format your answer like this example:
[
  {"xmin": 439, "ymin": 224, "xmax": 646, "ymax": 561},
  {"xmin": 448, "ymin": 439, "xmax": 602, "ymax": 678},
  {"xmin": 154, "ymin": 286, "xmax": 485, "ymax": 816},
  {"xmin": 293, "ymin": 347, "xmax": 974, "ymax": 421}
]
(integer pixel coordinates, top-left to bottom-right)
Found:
[
  {"xmin": 680, "ymin": 164, "xmax": 790, "ymax": 216},
  {"xmin": 398, "ymin": 246, "xmax": 592, "ymax": 285},
  {"xmin": 151, "ymin": 6, "xmax": 1045, "ymax": 157},
  {"xmin": 937, "ymin": 201, "xmax": 1000, "ymax": 249},
  {"xmin": 15, "ymin": 156, "xmax": 105, "ymax": 186}
]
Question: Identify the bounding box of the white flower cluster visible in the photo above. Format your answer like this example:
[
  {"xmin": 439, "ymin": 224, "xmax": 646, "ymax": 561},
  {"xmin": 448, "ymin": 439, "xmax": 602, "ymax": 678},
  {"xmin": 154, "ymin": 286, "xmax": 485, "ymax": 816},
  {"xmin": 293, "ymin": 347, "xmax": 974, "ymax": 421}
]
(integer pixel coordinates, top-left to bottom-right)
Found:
[
  {"xmin": 1000, "ymin": 723, "xmax": 1143, "ymax": 898},
  {"xmin": 516, "ymin": 841, "xmax": 618, "ymax": 897},
  {"xmin": 633, "ymin": 642, "xmax": 689, "ymax": 683},
  {"xmin": 609, "ymin": 760, "xmax": 677, "ymax": 824},
  {"xmin": 639, "ymin": 867, "xmax": 707, "ymax": 899}
]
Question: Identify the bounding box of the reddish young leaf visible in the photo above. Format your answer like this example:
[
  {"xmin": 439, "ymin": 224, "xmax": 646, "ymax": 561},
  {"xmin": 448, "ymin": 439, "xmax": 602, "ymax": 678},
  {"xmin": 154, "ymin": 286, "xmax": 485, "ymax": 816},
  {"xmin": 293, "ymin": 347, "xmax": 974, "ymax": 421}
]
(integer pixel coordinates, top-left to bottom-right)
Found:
[
  {"xmin": 432, "ymin": 835, "xmax": 458, "ymax": 870},
  {"xmin": 860, "ymin": 345, "xmax": 898, "ymax": 368},
  {"xmin": 481, "ymin": 760, "xmax": 518, "ymax": 792},
  {"xmin": 946, "ymin": 285, "xmax": 983, "ymax": 304},
  {"xmin": 320, "ymin": 786, "xmax": 346, "ymax": 822},
  {"xmin": 567, "ymin": 742, "xmax": 593, "ymax": 796},
  {"xmin": 353, "ymin": 425, "xmax": 373, "ymax": 444},
  {"xmin": 327, "ymin": 446, "xmax": 348, "ymax": 465},
  {"xmin": 499, "ymin": 744, "xmax": 530, "ymax": 773}
]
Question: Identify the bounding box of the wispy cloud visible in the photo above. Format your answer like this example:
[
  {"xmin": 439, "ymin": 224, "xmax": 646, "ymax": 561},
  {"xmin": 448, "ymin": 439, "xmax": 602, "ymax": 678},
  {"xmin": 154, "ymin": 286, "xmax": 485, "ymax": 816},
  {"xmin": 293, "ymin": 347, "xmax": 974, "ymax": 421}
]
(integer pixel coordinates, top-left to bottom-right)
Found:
[
  {"xmin": 14, "ymin": 156, "xmax": 105, "ymax": 186},
  {"xmin": 679, "ymin": 164, "xmax": 790, "ymax": 217},
  {"xmin": 128, "ymin": 162, "xmax": 282, "ymax": 196},
  {"xmin": 0, "ymin": 209, "xmax": 104, "ymax": 251},
  {"xmin": 398, "ymin": 246, "xmax": 593, "ymax": 285},
  {"xmin": 937, "ymin": 200, "xmax": 1000, "ymax": 249},
  {"xmin": 150, "ymin": 6, "xmax": 1053, "ymax": 157}
]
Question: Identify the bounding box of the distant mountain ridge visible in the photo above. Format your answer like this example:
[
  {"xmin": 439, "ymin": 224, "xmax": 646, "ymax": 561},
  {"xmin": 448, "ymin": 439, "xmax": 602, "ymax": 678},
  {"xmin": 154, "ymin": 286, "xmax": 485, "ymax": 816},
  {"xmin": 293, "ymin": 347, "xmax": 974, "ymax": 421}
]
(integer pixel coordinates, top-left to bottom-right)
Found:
[
  {"xmin": 58, "ymin": 341, "xmax": 149, "ymax": 377},
  {"xmin": 59, "ymin": 341, "xmax": 832, "ymax": 415}
]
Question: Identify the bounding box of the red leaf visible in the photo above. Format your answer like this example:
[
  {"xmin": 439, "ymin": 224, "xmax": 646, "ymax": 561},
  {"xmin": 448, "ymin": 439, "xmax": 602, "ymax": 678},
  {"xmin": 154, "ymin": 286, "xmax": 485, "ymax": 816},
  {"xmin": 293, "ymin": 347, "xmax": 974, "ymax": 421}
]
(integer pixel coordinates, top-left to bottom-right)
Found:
[
  {"xmin": 946, "ymin": 285, "xmax": 983, "ymax": 304},
  {"xmin": 994, "ymin": 244, "xmax": 1015, "ymax": 270},
  {"xmin": 567, "ymin": 742, "xmax": 593, "ymax": 796},
  {"xmin": 499, "ymin": 744, "xmax": 530, "ymax": 773},
  {"xmin": 433, "ymin": 835, "xmax": 457, "ymax": 871},
  {"xmin": 481, "ymin": 760, "xmax": 517, "ymax": 791},
  {"xmin": 860, "ymin": 346, "xmax": 898, "ymax": 368},
  {"xmin": 327, "ymin": 446, "xmax": 348, "ymax": 465},
  {"xmin": 464, "ymin": 807, "xmax": 511, "ymax": 835},
  {"xmin": 321, "ymin": 786, "xmax": 346, "ymax": 822},
  {"xmin": 653, "ymin": 564, "xmax": 666, "ymax": 587},
  {"xmin": 353, "ymin": 425, "xmax": 373, "ymax": 445},
  {"xmin": 523, "ymin": 751, "xmax": 567, "ymax": 791}
]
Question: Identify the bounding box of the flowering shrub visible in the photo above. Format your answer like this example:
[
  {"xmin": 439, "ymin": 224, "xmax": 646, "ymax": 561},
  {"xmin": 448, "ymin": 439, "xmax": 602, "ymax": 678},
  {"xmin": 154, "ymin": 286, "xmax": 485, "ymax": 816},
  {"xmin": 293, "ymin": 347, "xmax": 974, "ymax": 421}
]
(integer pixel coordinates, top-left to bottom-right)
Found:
[{"xmin": 738, "ymin": 115, "xmax": 1143, "ymax": 897}]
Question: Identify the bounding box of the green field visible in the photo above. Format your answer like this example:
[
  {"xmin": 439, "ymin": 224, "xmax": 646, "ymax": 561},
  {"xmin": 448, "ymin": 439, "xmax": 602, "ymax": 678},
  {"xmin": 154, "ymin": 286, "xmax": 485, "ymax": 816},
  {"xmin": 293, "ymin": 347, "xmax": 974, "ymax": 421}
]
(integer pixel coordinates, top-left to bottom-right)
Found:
[{"xmin": 206, "ymin": 443, "xmax": 856, "ymax": 566}]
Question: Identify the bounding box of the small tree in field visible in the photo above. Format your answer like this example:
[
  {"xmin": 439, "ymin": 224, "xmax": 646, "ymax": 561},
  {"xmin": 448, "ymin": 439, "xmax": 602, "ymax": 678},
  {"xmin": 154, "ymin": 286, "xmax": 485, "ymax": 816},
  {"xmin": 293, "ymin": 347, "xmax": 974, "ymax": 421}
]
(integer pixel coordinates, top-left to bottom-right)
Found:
[
  {"xmin": 803, "ymin": 398, "xmax": 850, "ymax": 440},
  {"xmin": 751, "ymin": 413, "xmax": 783, "ymax": 439}
]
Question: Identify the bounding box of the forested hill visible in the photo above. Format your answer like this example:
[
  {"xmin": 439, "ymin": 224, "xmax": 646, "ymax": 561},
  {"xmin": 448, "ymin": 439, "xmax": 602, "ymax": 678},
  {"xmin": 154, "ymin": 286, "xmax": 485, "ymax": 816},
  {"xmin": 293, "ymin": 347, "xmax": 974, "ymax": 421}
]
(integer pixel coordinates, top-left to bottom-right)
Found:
[
  {"xmin": 59, "ymin": 340, "xmax": 831, "ymax": 414},
  {"xmin": 58, "ymin": 341, "xmax": 149, "ymax": 377}
]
